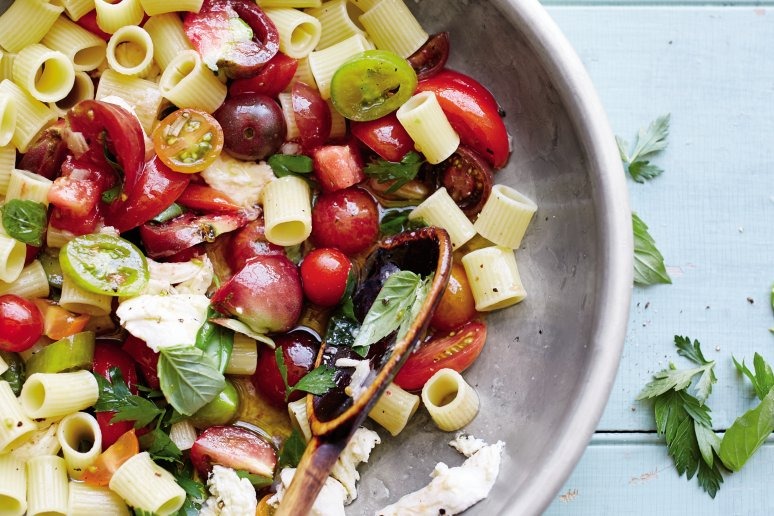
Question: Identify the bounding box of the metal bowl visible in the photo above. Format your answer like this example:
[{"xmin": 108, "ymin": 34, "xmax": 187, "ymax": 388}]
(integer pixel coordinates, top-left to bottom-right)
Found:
[{"xmin": 0, "ymin": 0, "xmax": 631, "ymax": 513}]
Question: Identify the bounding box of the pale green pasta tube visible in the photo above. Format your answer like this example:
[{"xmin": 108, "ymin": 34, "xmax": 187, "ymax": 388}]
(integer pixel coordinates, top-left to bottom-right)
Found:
[
  {"xmin": 261, "ymin": 176, "xmax": 313, "ymax": 246},
  {"xmin": 0, "ymin": 0, "xmax": 63, "ymax": 53},
  {"xmin": 358, "ymin": 0, "xmax": 427, "ymax": 58},
  {"xmin": 49, "ymin": 71, "xmax": 95, "ymax": 117},
  {"xmin": 461, "ymin": 246, "xmax": 527, "ymax": 311},
  {"xmin": 0, "ymin": 51, "xmax": 14, "ymax": 81},
  {"xmin": 68, "ymin": 482, "xmax": 130, "ymax": 516},
  {"xmin": 0, "ymin": 80, "xmax": 56, "ymax": 153},
  {"xmin": 26, "ymin": 455, "xmax": 69, "ymax": 516},
  {"xmin": 95, "ymin": 69, "xmax": 163, "ymax": 134},
  {"xmin": 421, "ymin": 368, "xmax": 479, "ymax": 432},
  {"xmin": 287, "ymin": 397, "xmax": 312, "ymax": 442},
  {"xmin": 168, "ymin": 420, "xmax": 197, "ymax": 452},
  {"xmin": 106, "ymin": 25, "xmax": 155, "ymax": 77},
  {"xmin": 6, "ymin": 168, "xmax": 53, "ymax": 205},
  {"xmin": 20, "ymin": 371, "xmax": 100, "ymax": 419},
  {"xmin": 45, "ymin": 223, "xmax": 76, "ymax": 249},
  {"xmin": 265, "ymin": 8, "xmax": 322, "ymax": 59},
  {"xmin": 140, "ymin": 0, "xmax": 204, "ymax": 15},
  {"xmin": 0, "ymin": 455, "xmax": 26, "ymax": 516},
  {"xmin": 56, "ymin": 412, "xmax": 102, "ymax": 480},
  {"xmin": 56, "ymin": 0, "xmax": 96, "ymax": 21},
  {"xmin": 0, "ymin": 381, "xmax": 37, "ymax": 454},
  {"xmin": 292, "ymin": 56, "xmax": 317, "ymax": 89},
  {"xmin": 308, "ymin": 33, "xmax": 373, "ymax": 99},
  {"xmin": 41, "ymin": 16, "xmax": 107, "ymax": 72},
  {"xmin": 59, "ymin": 273, "xmax": 113, "ymax": 316},
  {"xmin": 224, "ymin": 332, "xmax": 258, "ymax": 375},
  {"xmin": 409, "ymin": 187, "xmax": 475, "ymax": 251},
  {"xmin": 368, "ymin": 382, "xmax": 420, "ymax": 436},
  {"xmin": 0, "ymin": 354, "xmax": 6, "ymax": 376},
  {"xmin": 0, "ymin": 260, "xmax": 49, "ymax": 299},
  {"xmin": 143, "ymin": 13, "xmax": 193, "ymax": 71},
  {"xmin": 94, "ymin": 0, "xmax": 144, "ymax": 34},
  {"xmin": 7, "ymin": 421, "xmax": 61, "ymax": 463},
  {"xmin": 13, "ymin": 44, "xmax": 75, "ymax": 103},
  {"xmin": 0, "ymin": 95, "xmax": 16, "ymax": 147},
  {"xmin": 109, "ymin": 452, "xmax": 186, "ymax": 516},
  {"xmin": 278, "ymin": 92, "xmax": 300, "ymax": 140},
  {"xmin": 0, "ymin": 145, "xmax": 14, "ymax": 193},
  {"xmin": 158, "ymin": 50, "xmax": 227, "ymax": 114},
  {"xmin": 474, "ymin": 184, "xmax": 537, "ymax": 249},
  {"xmin": 307, "ymin": 0, "xmax": 367, "ymax": 50},
  {"xmin": 0, "ymin": 233, "xmax": 26, "ymax": 283},
  {"xmin": 328, "ymin": 98, "xmax": 347, "ymax": 139},
  {"xmin": 396, "ymin": 91, "xmax": 459, "ymax": 164}
]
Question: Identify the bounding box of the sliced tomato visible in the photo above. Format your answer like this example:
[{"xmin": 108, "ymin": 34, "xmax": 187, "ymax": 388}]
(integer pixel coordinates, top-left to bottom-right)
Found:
[
  {"xmin": 350, "ymin": 113, "xmax": 414, "ymax": 163},
  {"xmin": 121, "ymin": 335, "xmax": 160, "ymax": 390},
  {"xmin": 190, "ymin": 425, "xmax": 277, "ymax": 478},
  {"xmin": 429, "ymin": 262, "xmax": 477, "ymax": 331},
  {"xmin": 408, "ymin": 32, "xmax": 450, "ymax": 80},
  {"xmin": 32, "ymin": 299, "xmax": 90, "ymax": 341},
  {"xmin": 152, "ymin": 109, "xmax": 224, "ymax": 174},
  {"xmin": 312, "ymin": 142, "xmax": 365, "ymax": 193},
  {"xmin": 82, "ymin": 429, "xmax": 139, "ymax": 485},
  {"xmin": 292, "ymin": 81, "xmax": 331, "ymax": 150},
  {"xmin": 394, "ymin": 320, "xmax": 487, "ymax": 391},
  {"xmin": 229, "ymin": 52, "xmax": 298, "ymax": 98},
  {"xmin": 416, "ymin": 69, "xmax": 510, "ymax": 169},
  {"xmin": 176, "ymin": 184, "xmax": 243, "ymax": 213}
]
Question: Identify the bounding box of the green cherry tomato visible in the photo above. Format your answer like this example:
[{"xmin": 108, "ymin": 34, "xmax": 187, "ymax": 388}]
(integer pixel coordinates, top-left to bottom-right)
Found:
[
  {"xmin": 60, "ymin": 233, "xmax": 149, "ymax": 297},
  {"xmin": 189, "ymin": 379, "xmax": 240, "ymax": 429},
  {"xmin": 330, "ymin": 50, "xmax": 418, "ymax": 122}
]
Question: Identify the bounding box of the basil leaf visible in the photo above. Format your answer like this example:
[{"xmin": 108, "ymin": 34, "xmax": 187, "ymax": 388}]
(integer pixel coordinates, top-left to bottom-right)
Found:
[
  {"xmin": 396, "ymin": 274, "xmax": 431, "ymax": 344},
  {"xmin": 1, "ymin": 199, "xmax": 47, "ymax": 246},
  {"xmin": 379, "ymin": 208, "xmax": 426, "ymax": 236},
  {"xmin": 632, "ymin": 212, "xmax": 671, "ymax": 286},
  {"xmin": 157, "ymin": 346, "xmax": 225, "ymax": 416},
  {"xmin": 140, "ymin": 428, "xmax": 182, "ymax": 464},
  {"xmin": 364, "ymin": 151, "xmax": 424, "ymax": 193},
  {"xmin": 289, "ymin": 365, "xmax": 336, "ymax": 396},
  {"xmin": 718, "ymin": 388, "xmax": 774, "ymax": 471},
  {"xmin": 278, "ymin": 428, "xmax": 307, "ymax": 470},
  {"xmin": 324, "ymin": 313, "xmax": 358, "ymax": 348},
  {"xmin": 195, "ymin": 308, "xmax": 234, "ymax": 374},
  {"xmin": 0, "ymin": 351, "xmax": 25, "ymax": 396},
  {"xmin": 268, "ymin": 154, "xmax": 313, "ymax": 175}
]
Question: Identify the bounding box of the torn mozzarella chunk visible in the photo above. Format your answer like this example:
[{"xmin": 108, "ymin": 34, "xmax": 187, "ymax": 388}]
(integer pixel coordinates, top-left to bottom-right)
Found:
[
  {"xmin": 201, "ymin": 153, "xmax": 275, "ymax": 208},
  {"xmin": 200, "ymin": 465, "xmax": 258, "ymax": 516},
  {"xmin": 330, "ymin": 427, "xmax": 381, "ymax": 503},
  {"xmin": 268, "ymin": 467, "xmax": 347, "ymax": 516},
  {"xmin": 115, "ymin": 294, "xmax": 210, "ymax": 351},
  {"xmin": 449, "ymin": 433, "xmax": 488, "ymax": 457},
  {"xmin": 335, "ymin": 358, "xmax": 371, "ymax": 400},
  {"xmin": 144, "ymin": 255, "xmax": 214, "ymax": 296}
]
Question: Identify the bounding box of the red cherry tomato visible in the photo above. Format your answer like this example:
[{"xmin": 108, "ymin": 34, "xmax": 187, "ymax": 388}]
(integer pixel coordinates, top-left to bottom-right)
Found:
[
  {"xmin": 394, "ymin": 320, "xmax": 487, "ymax": 391},
  {"xmin": 176, "ymin": 184, "xmax": 243, "ymax": 213},
  {"xmin": 292, "ymin": 81, "xmax": 331, "ymax": 150},
  {"xmin": 350, "ymin": 113, "xmax": 414, "ymax": 163},
  {"xmin": 416, "ymin": 69, "xmax": 510, "ymax": 169},
  {"xmin": 190, "ymin": 425, "xmax": 277, "ymax": 478},
  {"xmin": 227, "ymin": 218, "xmax": 286, "ymax": 273},
  {"xmin": 0, "ymin": 295, "xmax": 44, "ymax": 353},
  {"xmin": 229, "ymin": 52, "xmax": 298, "ymax": 98},
  {"xmin": 93, "ymin": 342, "xmax": 140, "ymax": 448},
  {"xmin": 312, "ymin": 142, "xmax": 365, "ymax": 193},
  {"xmin": 311, "ymin": 187, "xmax": 379, "ymax": 256},
  {"xmin": 429, "ymin": 262, "xmax": 477, "ymax": 331},
  {"xmin": 252, "ymin": 330, "xmax": 320, "ymax": 407},
  {"xmin": 300, "ymin": 248, "xmax": 352, "ymax": 307},
  {"xmin": 121, "ymin": 335, "xmax": 160, "ymax": 390}
]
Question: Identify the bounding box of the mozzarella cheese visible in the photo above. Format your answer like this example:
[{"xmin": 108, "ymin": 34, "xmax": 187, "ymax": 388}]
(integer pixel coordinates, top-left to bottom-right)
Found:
[
  {"xmin": 335, "ymin": 358, "xmax": 371, "ymax": 400},
  {"xmin": 201, "ymin": 153, "xmax": 275, "ymax": 208},
  {"xmin": 376, "ymin": 440, "xmax": 505, "ymax": 516},
  {"xmin": 331, "ymin": 427, "xmax": 381, "ymax": 503},
  {"xmin": 115, "ymin": 294, "xmax": 210, "ymax": 351},
  {"xmin": 200, "ymin": 465, "xmax": 258, "ymax": 516},
  {"xmin": 269, "ymin": 467, "xmax": 348, "ymax": 516},
  {"xmin": 449, "ymin": 434, "xmax": 488, "ymax": 458},
  {"xmin": 144, "ymin": 256, "xmax": 214, "ymax": 296}
]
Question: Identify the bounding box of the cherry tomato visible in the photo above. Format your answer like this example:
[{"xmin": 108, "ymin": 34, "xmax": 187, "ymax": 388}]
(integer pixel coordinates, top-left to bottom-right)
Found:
[
  {"xmin": 311, "ymin": 187, "xmax": 379, "ymax": 255},
  {"xmin": 214, "ymin": 93, "xmax": 286, "ymax": 161},
  {"xmin": 93, "ymin": 342, "xmax": 140, "ymax": 448},
  {"xmin": 82, "ymin": 429, "xmax": 139, "ymax": 486},
  {"xmin": 292, "ymin": 81, "xmax": 331, "ymax": 150},
  {"xmin": 300, "ymin": 248, "xmax": 352, "ymax": 307},
  {"xmin": 252, "ymin": 330, "xmax": 320, "ymax": 407},
  {"xmin": 351, "ymin": 113, "xmax": 414, "ymax": 163},
  {"xmin": 175, "ymin": 184, "xmax": 242, "ymax": 213},
  {"xmin": 0, "ymin": 295, "xmax": 44, "ymax": 353},
  {"xmin": 416, "ymin": 69, "xmax": 511, "ymax": 169},
  {"xmin": 229, "ymin": 52, "xmax": 298, "ymax": 98},
  {"xmin": 408, "ymin": 32, "xmax": 450, "ymax": 80},
  {"xmin": 394, "ymin": 320, "xmax": 487, "ymax": 391},
  {"xmin": 190, "ymin": 425, "xmax": 277, "ymax": 478},
  {"xmin": 227, "ymin": 218, "xmax": 286, "ymax": 273},
  {"xmin": 429, "ymin": 262, "xmax": 477, "ymax": 331},
  {"xmin": 312, "ymin": 142, "xmax": 365, "ymax": 193},
  {"xmin": 331, "ymin": 50, "xmax": 418, "ymax": 122},
  {"xmin": 121, "ymin": 335, "xmax": 160, "ymax": 390},
  {"xmin": 437, "ymin": 145, "xmax": 494, "ymax": 217},
  {"xmin": 152, "ymin": 109, "xmax": 224, "ymax": 173}
]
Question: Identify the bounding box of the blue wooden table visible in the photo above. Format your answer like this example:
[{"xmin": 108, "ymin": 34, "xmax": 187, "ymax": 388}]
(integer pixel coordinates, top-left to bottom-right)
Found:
[{"xmin": 539, "ymin": 2, "xmax": 774, "ymax": 514}]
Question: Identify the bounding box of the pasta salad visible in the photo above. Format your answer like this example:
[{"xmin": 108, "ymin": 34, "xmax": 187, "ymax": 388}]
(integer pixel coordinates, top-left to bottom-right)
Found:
[{"xmin": 0, "ymin": 0, "xmax": 537, "ymax": 514}]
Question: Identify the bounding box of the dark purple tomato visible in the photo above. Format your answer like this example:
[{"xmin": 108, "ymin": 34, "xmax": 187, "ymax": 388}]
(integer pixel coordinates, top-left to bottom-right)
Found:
[
  {"xmin": 439, "ymin": 145, "xmax": 493, "ymax": 218},
  {"xmin": 408, "ymin": 32, "xmax": 450, "ymax": 80},
  {"xmin": 214, "ymin": 93, "xmax": 286, "ymax": 161},
  {"xmin": 252, "ymin": 330, "xmax": 320, "ymax": 407}
]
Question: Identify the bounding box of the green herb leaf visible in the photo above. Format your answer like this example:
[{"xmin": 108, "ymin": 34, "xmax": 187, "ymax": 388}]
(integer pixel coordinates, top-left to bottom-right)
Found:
[
  {"xmin": 636, "ymin": 363, "xmax": 712, "ymax": 401},
  {"xmin": 268, "ymin": 154, "xmax": 315, "ymax": 184},
  {"xmin": 674, "ymin": 336, "xmax": 716, "ymax": 404},
  {"xmin": 173, "ymin": 464, "xmax": 206, "ymax": 516},
  {"xmin": 1, "ymin": 199, "xmax": 47, "ymax": 246},
  {"xmin": 718, "ymin": 388, "xmax": 774, "ymax": 472},
  {"xmin": 278, "ymin": 428, "xmax": 307, "ymax": 469},
  {"xmin": 324, "ymin": 312, "xmax": 358, "ymax": 348},
  {"xmin": 152, "ymin": 203, "xmax": 185, "ymax": 223},
  {"xmin": 0, "ymin": 351, "xmax": 25, "ymax": 396},
  {"xmin": 628, "ymin": 161, "xmax": 664, "ymax": 183},
  {"xmin": 157, "ymin": 346, "xmax": 225, "ymax": 416},
  {"xmin": 364, "ymin": 151, "xmax": 424, "ymax": 193},
  {"xmin": 284, "ymin": 244, "xmax": 303, "ymax": 265},
  {"xmin": 195, "ymin": 308, "xmax": 234, "ymax": 374},
  {"xmin": 234, "ymin": 469, "xmax": 273, "ymax": 488},
  {"xmin": 733, "ymin": 353, "xmax": 774, "ymax": 401},
  {"xmin": 276, "ymin": 347, "xmax": 336, "ymax": 399},
  {"xmin": 632, "ymin": 212, "xmax": 671, "ymax": 286},
  {"xmin": 618, "ymin": 114, "xmax": 670, "ymax": 183},
  {"xmin": 93, "ymin": 368, "xmax": 165, "ymax": 428},
  {"xmin": 140, "ymin": 428, "xmax": 182, "ymax": 464},
  {"xmin": 379, "ymin": 208, "xmax": 426, "ymax": 236},
  {"xmin": 101, "ymin": 183, "xmax": 122, "ymax": 204},
  {"xmin": 102, "ymin": 130, "xmax": 123, "ymax": 174}
]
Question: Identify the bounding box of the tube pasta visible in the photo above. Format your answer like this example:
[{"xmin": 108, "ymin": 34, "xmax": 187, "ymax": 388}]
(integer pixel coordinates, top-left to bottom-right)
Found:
[
  {"xmin": 0, "ymin": 51, "xmax": 14, "ymax": 81},
  {"xmin": 68, "ymin": 482, "xmax": 130, "ymax": 516},
  {"xmin": 0, "ymin": 260, "xmax": 50, "ymax": 299},
  {"xmin": 0, "ymin": 0, "xmax": 63, "ymax": 53},
  {"xmin": 83, "ymin": 313, "xmax": 116, "ymax": 335},
  {"xmin": 0, "ymin": 145, "xmax": 14, "ymax": 194},
  {"xmin": 265, "ymin": 8, "xmax": 322, "ymax": 59},
  {"xmin": 6, "ymin": 169, "xmax": 53, "ymax": 205},
  {"xmin": 261, "ymin": 176, "xmax": 312, "ymax": 246},
  {"xmin": 461, "ymin": 246, "xmax": 527, "ymax": 311},
  {"xmin": 26, "ymin": 455, "xmax": 69, "ymax": 516},
  {"xmin": 20, "ymin": 370, "xmax": 100, "ymax": 419},
  {"xmin": 140, "ymin": 0, "xmax": 204, "ymax": 15},
  {"xmin": 8, "ymin": 421, "xmax": 62, "ymax": 463},
  {"xmin": 278, "ymin": 92, "xmax": 300, "ymax": 140},
  {"xmin": 158, "ymin": 50, "xmax": 227, "ymax": 114},
  {"xmin": 56, "ymin": 0, "xmax": 95, "ymax": 21},
  {"xmin": 257, "ymin": 0, "xmax": 322, "ymax": 7},
  {"xmin": 308, "ymin": 33, "xmax": 373, "ymax": 99},
  {"xmin": 13, "ymin": 44, "xmax": 75, "ymax": 103},
  {"xmin": 408, "ymin": 188, "xmax": 475, "ymax": 251},
  {"xmin": 368, "ymin": 382, "xmax": 419, "ymax": 436},
  {"xmin": 46, "ymin": 223, "xmax": 76, "ymax": 249},
  {"xmin": 143, "ymin": 13, "xmax": 193, "ymax": 71},
  {"xmin": 396, "ymin": 91, "xmax": 459, "ymax": 164},
  {"xmin": 94, "ymin": 0, "xmax": 144, "ymax": 34},
  {"xmin": 109, "ymin": 452, "xmax": 186, "ymax": 516},
  {"xmin": 349, "ymin": 0, "xmax": 379, "ymax": 11},
  {"xmin": 0, "ymin": 381, "xmax": 37, "ymax": 454},
  {"xmin": 59, "ymin": 273, "xmax": 113, "ymax": 316},
  {"xmin": 56, "ymin": 412, "xmax": 102, "ymax": 480},
  {"xmin": 292, "ymin": 56, "xmax": 317, "ymax": 89},
  {"xmin": 474, "ymin": 184, "xmax": 538, "ymax": 249},
  {"xmin": 0, "ymin": 80, "xmax": 57, "ymax": 153},
  {"xmin": 168, "ymin": 421, "xmax": 197, "ymax": 452},
  {"xmin": 0, "ymin": 455, "xmax": 26, "ymax": 516},
  {"xmin": 95, "ymin": 69, "xmax": 163, "ymax": 134},
  {"xmin": 0, "ymin": 233, "xmax": 26, "ymax": 283},
  {"xmin": 49, "ymin": 71, "xmax": 95, "ymax": 117},
  {"xmin": 327, "ymin": 99, "xmax": 347, "ymax": 139},
  {"xmin": 41, "ymin": 16, "xmax": 107, "ymax": 72},
  {"xmin": 0, "ymin": 95, "xmax": 17, "ymax": 147},
  {"xmin": 224, "ymin": 332, "xmax": 258, "ymax": 375},
  {"xmin": 421, "ymin": 368, "xmax": 479, "ymax": 432},
  {"xmin": 106, "ymin": 25, "xmax": 155, "ymax": 77},
  {"xmin": 307, "ymin": 0, "xmax": 366, "ymax": 50},
  {"xmin": 0, "ymin": 354, "xmax": 6, "ymax": 376},
  {"xmin": 287, "ymin": 397, "xmax": 312, "ymax": 442},
  {"xmin": 358, "ymin": 0, "xmax": 427, "ymax": 58}
]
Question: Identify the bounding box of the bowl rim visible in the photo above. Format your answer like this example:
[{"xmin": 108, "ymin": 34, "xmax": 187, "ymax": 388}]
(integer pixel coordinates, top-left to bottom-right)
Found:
[{"xmin": 493, "ymin": 0, "xmax": 632, "ymax": 514}]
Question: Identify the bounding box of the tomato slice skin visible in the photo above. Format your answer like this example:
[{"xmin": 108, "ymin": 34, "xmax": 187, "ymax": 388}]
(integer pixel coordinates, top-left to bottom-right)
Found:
[
  {"xmin": 330, "ymin": 50, "xmax": 418, "ymax": 122},
  {"xmin": 0, "ymin": 295, "xmax": 44, "ymax": 353},
  {"xmin": 394, "ymin": 320, "xmax": 487, "ymax": 391},
  {"xmin": 408, "ymin": 32, "xmax": 450, "ymax": 81},
  {"xmin": 19, "ymin": 120, "xmax": 68, "ymax": 180},
  {"xmin": 351, "ymin": 113, "xmax": 414, "ymax": 163},
  {"xmin": 190, "ymin": 425, "xmax": 277, "ymax": 478},
  {"xmin": 229, "ymin": 52, "xmax": 298, "ymax": 98},
  {"xmin": 292, "ymin": 81, "xmax": 331, "ymax": 150},
  {"xmin": 33, "ymin": 299, "xmax": 90, "ymax": 341},
  {"xmin": 152, "ymin": 109, "xmax": 224, "ymax": 174},
  {"xmin": 176, "ymin": 184, "xmax": 242, "ymax": 213},
  {"xmin": 82, "ymin": 429, "xmax": 139, "ymax": 486},
  {"xmin": 416, "ymin": 69, "xmax": 510, "ymax": 169}
]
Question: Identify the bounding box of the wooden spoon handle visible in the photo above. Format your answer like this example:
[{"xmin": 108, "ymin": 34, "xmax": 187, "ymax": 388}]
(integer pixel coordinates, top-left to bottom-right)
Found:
[{"xmin": 275, "ymin": 436, "xmax": 345, "ymax": 516}]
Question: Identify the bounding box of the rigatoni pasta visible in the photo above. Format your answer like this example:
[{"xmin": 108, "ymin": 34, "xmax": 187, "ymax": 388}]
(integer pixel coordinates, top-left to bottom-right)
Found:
[
  {"xmin": 0, "ymin": 0, "xmax": 63, "ymax": 53},
  {"xmin": 95, "ymin": 69, "xmax": 163, "ymax": 134},
  {"xmin": 13, "ymin": 44, "xmax": 75, "ymax": 103},
  {"xmin": 421, "ymin": 368, "xmax": 479, "ymax": 432},
  {"xmin": 143, "ymin": 13, "xmax": 193, "ymax": 71},
  {"xmin": 308, "ymin": 33, "xmax": 373, "ymax": 99},
  {"xmin": 474, "ymin": 184, "xmax": 538, "ymax": 249},
  {"xmin": 139, "ymin": 0, "xmax": 204, "ymax": 15},
  {"xmin": 168, "ymin": 421, "xmax": 197, "ymax": 452},
  {"xmin": 20, "ymin": 370, "xmax": 100, "ymax": 419},
  {"xmin": 7, "ymin": 421, "xmax": 62, "ymax": 463},
  {"xmin": 0, "ymin": 145, "xmax": 14, "ymax": 193},
  {"xmin": 307, "ymin": 0, "xmax": 366, "ymax": 50},
  {"xmin": 408, "ymin": 187, "xmax": 475, "ymax": 250},
  {"xmin": 56, "ymin": 0, "xmax": 95, "ymax": 22},
  {"xmin": 0, "ymin": 455, "xmax": 26, "ymax": 516},
  {"xmin": 0, "ymin": 381, "xmax": 37, "ymax": 454},
  {"xmin": 25, "ymin": 455, "xmax": 69, "ymax": 516},
  {"xmin": 261, "ymin": 176, "xmax": 313, "ymax": 246},
  {"xmin": 0, "ymin": 233, "xmax": 26, "ymax": 283},
  {"xmin": 287, "ymin": 397, "xmax": 312, "ymax": 442},
  {"xmin": 0, "ymin": 79, "xmax": 57, "ymax": 153},
  {"xmin": 59, "ymin": 273, "xmax": 113, "ymax": 316},
  {"xmin": 0, "ymin": 95, "xmax": 17, "ymax": 147},
  {"xmin": 257, "ymin": 0, "xmax": 322, "ymax": 7},
  {"xmin": 224, "ymin": 333, "xmax": 258, "ymax": 375},
  {"xmin": 158, "ymin": 50, "xmax": 227, "ymax": 114},
  {"xmin": 0, "ymin": 260, "xmax": 50, "ymax": 299},
  {"xmin": 358, "ymin": 0, "xmax": 428, "ymax": 58},
  {"xmin": 368, "ymin": 382, "xmax": 420, "ymax": 436},
  {"xmin": 264, "ymin": 8, "xmax": 322, "ymax": 59},
  {"xmin": 41, "ymin": 16, "xmax": 107, "ymax": 72},
  {"xmin": 278, "ymin": 92, "xmax": 300, "ymax": 140},
  {"xmin": 5, "ymin": 169, "xmax": 53, "ymax": 205},
  {"xmin": 109, "ymin": 452, "xmax": 186, "ymax": 515},
  {"xmin": 68, "ymin": 482, "xmax": 130, "ymax": 516},
  {"xmin": 396, "ymin": 91, "xmax": 459, "ymax": 164},
  {"xmin": 106, "ymin": 25, "xmax": 155, "ymax": 77},
  {"xmin": 56, "ymin": 412, "xmax": 102, "ymax": 480},
  {"xmin": 461, "ymin": 246, "xmax": 527, "ymax": 311},
  {"xmin": 94, "ymin": 0, "xmax": 144, "ymax": 34},
  {"xmin": 48, "ymin": 71, "xmax": 96, "ymax": 117}
]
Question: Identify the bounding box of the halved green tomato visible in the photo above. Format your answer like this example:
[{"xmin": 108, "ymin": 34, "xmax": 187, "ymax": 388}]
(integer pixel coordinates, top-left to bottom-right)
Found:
[
  {"xmin": 60, "ymin": 234, "xmax": 149, "ymax": 297},
  {"xmin": 330, "ymin": 50, "xmax": 418, "ymax": 122},
  {"xmin": 152, "ymin": 108, "xmax": 224, "ymax": 173}
]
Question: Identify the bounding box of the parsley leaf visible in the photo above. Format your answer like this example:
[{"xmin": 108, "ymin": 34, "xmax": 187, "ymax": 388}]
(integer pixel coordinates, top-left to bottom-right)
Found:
[
  {"xmin": 719, "ymin": 388, "xmax": 774, "ymax": 472},
  {"xmin": 93, "ymin": 368, "xmax": 164, "ymax": 428},
  {"xmin": 616, "ymin": 114, "xmax": 670, "ymax": 183},
  {"xmin": 732, "ymin": 353, "xmax": 774, "ymax": 401},
  {"xmin": 364, "ymin": 152, "xmax": 424, "ymax": 193},
  {"xmin": 275, "ymin": 347, "xmax": 336, "ymax": 400},
  {"xmin": 174, "ymin": 464, "xmax": 206, "ymax": 516},
  {"xmin": 674, "ymin": 335, "xmax": 716, "ymax": 404},
  {"xmin": 1, "ymin": 199, "xmax": 47, "ymax": 246},
  {"xmin": 278, "ymin": 427, "xmax": 307, "ymax": 469},
  {"xmin": 632, "ymin": 212, "xmax": 671, "ymax": 286},
  {"xmin": 139, "ymin": 428, "xmax": 182, "ymax": 464},
  {"xmin": 0, "ymin": 351, "xmax": 24, "ymax": 396},
  {"xmin": 157, "ymin": 346, "xmax": 225, "ymax": 416}
]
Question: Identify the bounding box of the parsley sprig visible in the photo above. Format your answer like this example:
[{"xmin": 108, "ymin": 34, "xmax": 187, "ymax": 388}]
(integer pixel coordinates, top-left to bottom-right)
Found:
[
  {"xmin": 93, "ymin": 368, "xmax": 165, "ymax": 428},
  {"xmin": 616, "ymin": 114, "xmax": 670, "ymax": 183}
]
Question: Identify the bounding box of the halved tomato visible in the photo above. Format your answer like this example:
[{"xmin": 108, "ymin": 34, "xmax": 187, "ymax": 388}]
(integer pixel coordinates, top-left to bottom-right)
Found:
[
  {"xmin": 152, "ymin": 109, "xmax": 224, "ymax": 174},
  {"xmin": 190, "ymin": 425, "xmax": 277, "ymax": 478},
  {"xmin": 394, "ymin": 320, "xmax": 487, "ymax": 391},
  {"xmin": 229, "ymin": 52, "xmax": 298, "ymax": 98}
]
